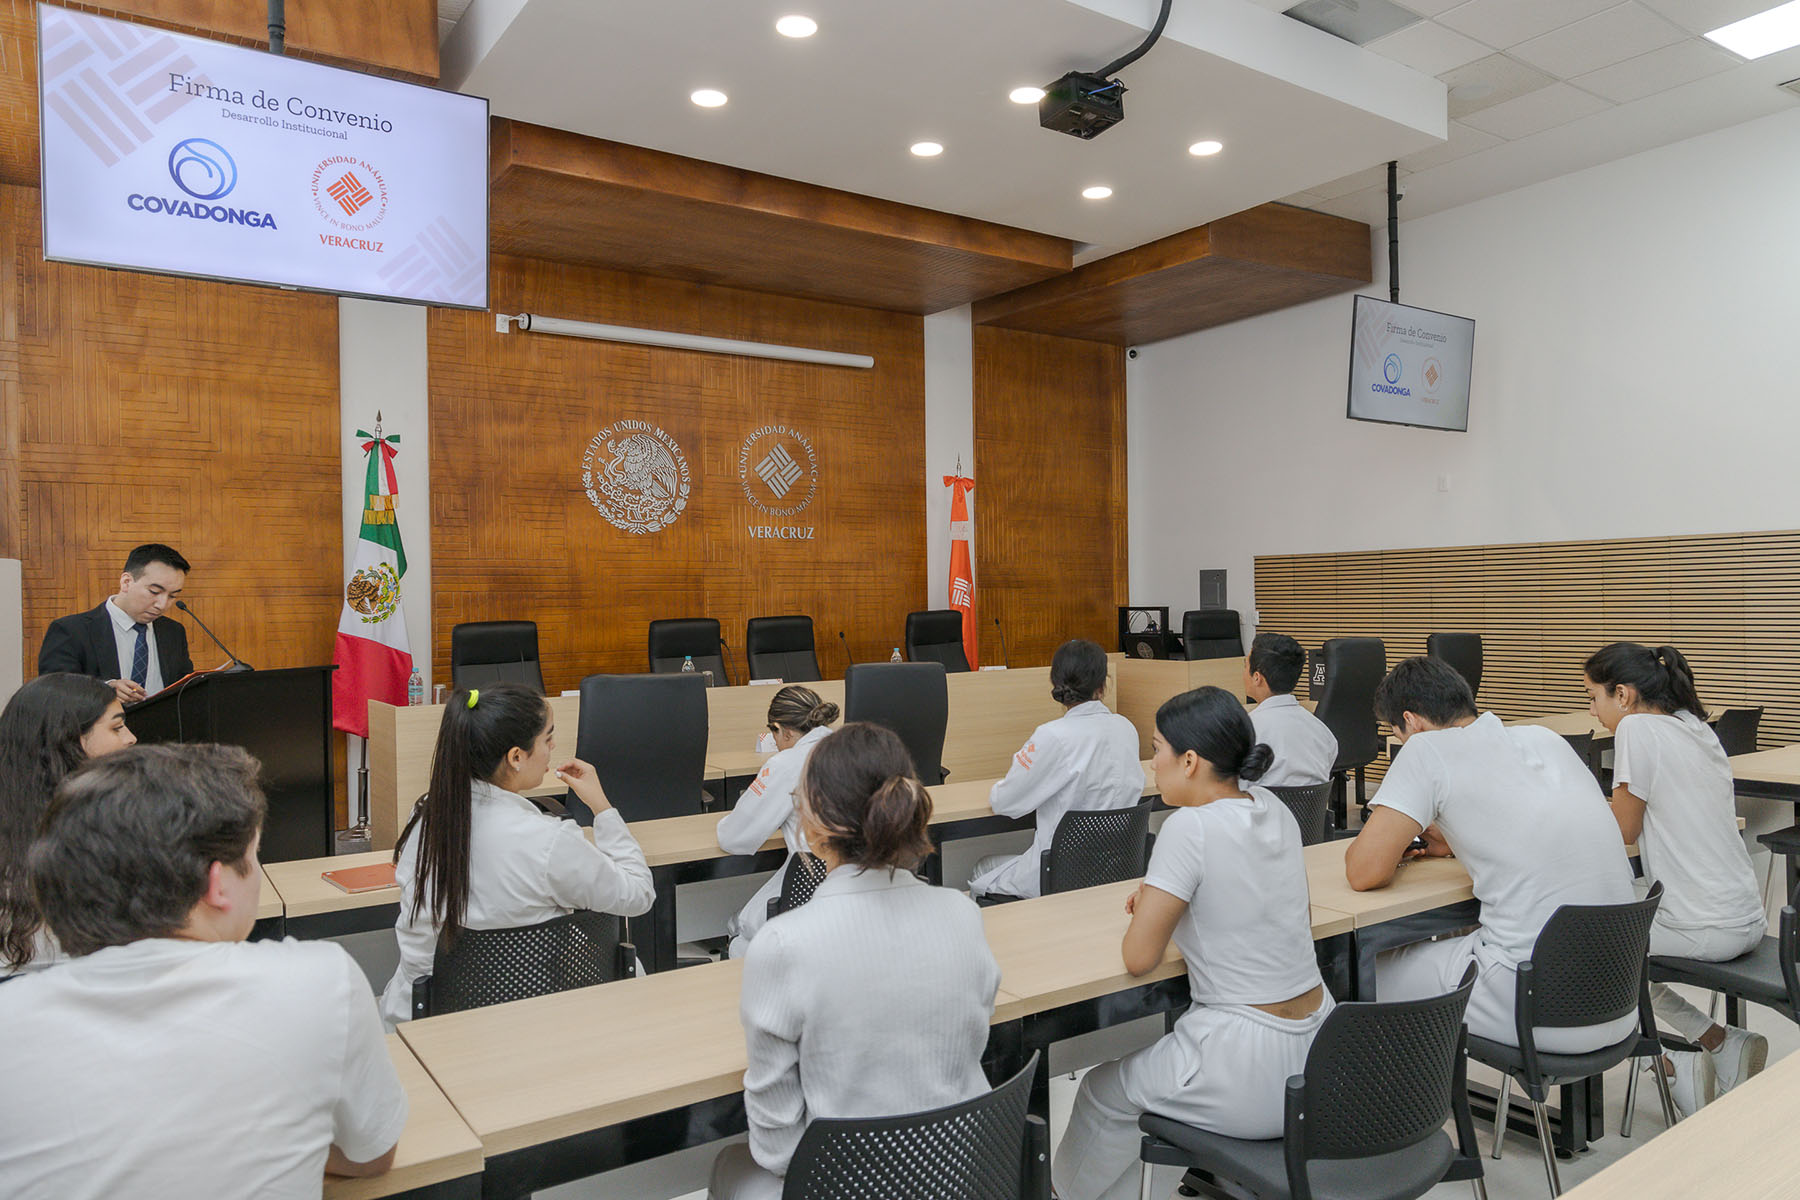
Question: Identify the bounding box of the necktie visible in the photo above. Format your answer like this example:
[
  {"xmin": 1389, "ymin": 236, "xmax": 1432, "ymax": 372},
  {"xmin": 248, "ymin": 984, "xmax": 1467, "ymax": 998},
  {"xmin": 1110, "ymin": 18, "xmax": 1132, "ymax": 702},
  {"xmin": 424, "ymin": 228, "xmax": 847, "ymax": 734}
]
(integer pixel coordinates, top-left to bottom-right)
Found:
[{"xmin": 131, "ymin": 623, "xmax": 149, "ymax": 687}]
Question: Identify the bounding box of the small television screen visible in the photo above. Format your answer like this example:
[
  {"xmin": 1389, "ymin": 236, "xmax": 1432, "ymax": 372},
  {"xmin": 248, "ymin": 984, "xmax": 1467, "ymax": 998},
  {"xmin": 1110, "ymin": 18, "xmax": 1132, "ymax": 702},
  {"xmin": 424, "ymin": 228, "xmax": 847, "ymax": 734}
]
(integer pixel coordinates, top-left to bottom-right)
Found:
[
  {"xmin": 1346, "ymin": 295, "xmax": 1475, "ymax": 432},
  {"xmin": 37, "ymin": 5, "xmax": 488, "ymax": 309}
]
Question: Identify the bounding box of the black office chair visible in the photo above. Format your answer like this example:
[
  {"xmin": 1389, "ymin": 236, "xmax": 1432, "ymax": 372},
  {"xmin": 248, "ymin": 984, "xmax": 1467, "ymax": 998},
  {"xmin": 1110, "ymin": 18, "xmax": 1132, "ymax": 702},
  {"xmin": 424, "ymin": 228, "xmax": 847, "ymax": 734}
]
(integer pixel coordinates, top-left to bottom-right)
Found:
[
  {"xmin": 905, "ymin": 609, "xmax": 971, "ymax": 673},
  {"xmin": 1308, "ymin": 638, "xmax": 1386, "ymax": 830},
  {"xmin": 648, "ymin": 618, "xmax": 729, "ymax": 686},
  {"xmin": 1714, "ymin": 707, "xmax": 1763, "ymax": 756},
  {"xmin": 449, "ymin": 620, "xmax": 546, "ymax": 693},
  {"xmin": 1139, "ymin": 966, "xmax": 1485, "ymax": 1200},
  {"xmin": 766, "ymin": 851, "xmax": 831, "ymax": 921},
  {"xmin": 409, "ymin": 910, "xmax": 634, "ymax": 1019},
  {"xmin": 1426, "ymin": 633, "xmax": 1483, "ymax": 698},
  {"xmin": 573, "ymin": 673, "xmax": 710, "ymax": 825},
  {"xmin": 782, "ymin": 1051, "xmax": 1048, "ymax": 1200},
  {"xmin": 1041, "ymin": 799, "xmax": 1155, "ymax": 895},
  {"xmin": 745, "ymin": 615, "xmax": 823, "ymax": 683},
  {"xmin": 843, "ymin": 662, "xmax": 949, "ymax": 783},
  {"xmin": 1176, "ymin": 609, "xmax": 1243, "ymax": 660},
  {"xmin": 1267, "ymin": 783, "xmax": 1332, "ymax": 847},
  {"xmin": 1467, "ymin": 883, "xmax": 1671, "ymax": 1196}
]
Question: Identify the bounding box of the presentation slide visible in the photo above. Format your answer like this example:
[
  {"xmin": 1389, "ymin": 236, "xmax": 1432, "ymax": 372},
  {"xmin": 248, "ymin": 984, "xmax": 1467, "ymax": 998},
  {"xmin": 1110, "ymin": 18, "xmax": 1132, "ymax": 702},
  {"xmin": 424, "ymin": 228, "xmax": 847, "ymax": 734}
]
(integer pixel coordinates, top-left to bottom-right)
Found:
[
  {"xmin": 1347, "ymin": 295, "xmax": 1475, "ymax": 431},
  {"xmin": 38, "ymin": 6, "xmax": 488, "ymax": 309}
]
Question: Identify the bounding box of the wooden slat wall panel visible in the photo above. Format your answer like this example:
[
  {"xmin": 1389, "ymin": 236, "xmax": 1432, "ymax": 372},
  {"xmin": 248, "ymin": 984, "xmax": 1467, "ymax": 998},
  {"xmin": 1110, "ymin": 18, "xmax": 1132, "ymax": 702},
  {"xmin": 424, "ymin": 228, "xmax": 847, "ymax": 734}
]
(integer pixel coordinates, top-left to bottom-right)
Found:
[
  {"xmin": 428, "ymin": 254, "xmax": 927, "ymax": 692},
  {"xmin": 1258, "ymin": 530, "xmax": 1800, "ymax": 782},
  {"xmin": 972, "ymin": 326, "xmax": 1127, "ymax": 669}
]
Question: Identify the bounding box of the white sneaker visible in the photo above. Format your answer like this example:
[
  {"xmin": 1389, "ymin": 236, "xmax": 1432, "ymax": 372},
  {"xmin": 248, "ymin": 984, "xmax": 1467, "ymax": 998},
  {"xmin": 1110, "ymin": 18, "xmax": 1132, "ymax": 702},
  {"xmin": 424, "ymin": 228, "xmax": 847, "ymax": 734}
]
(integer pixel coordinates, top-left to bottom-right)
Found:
[
  {"xmin": 1661, "ymin": 1049, "xmax": 1716, "ymax": 1117},
  {"xmin": 1711, "ymin": 1026, "xmax": 1768, "ymax": 1094}
]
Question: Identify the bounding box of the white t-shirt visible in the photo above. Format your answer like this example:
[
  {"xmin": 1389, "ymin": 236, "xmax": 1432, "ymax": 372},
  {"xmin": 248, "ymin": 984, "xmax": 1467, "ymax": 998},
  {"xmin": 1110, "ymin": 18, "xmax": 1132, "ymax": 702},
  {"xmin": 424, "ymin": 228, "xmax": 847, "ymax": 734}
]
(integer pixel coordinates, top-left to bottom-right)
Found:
[
  {"xmin": 1613, "ymin": 710, "xmax": 1764, "ymax": 932},
  {"xmin": 0, "ymin": 938, "xmax": 407, "ymax": 1200},
  {"xmin": 1373, "ymin": 714, "xmax": 1634, "ymax": 968},
  {"xmin": 1249, "ymin": 694, "xmax": 1340, "ymax": 789},
  {"xmin": 969, "ymin": 701, "xmax": 1145, "ymax": 899},
  {"xmin": 717, "ymin": 724, "xmax": 831, "ymax": 949},
  {"xmin": 1144, "ymin": 788, "xmax": 1322, "ymax": 1006}
]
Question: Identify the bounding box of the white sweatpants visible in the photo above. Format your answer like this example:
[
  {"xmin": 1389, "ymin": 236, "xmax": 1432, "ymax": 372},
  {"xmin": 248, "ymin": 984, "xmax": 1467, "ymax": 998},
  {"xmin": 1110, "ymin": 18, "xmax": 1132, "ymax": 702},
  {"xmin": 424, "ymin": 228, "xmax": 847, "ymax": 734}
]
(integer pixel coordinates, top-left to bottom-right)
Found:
[
  {"xmin": 1054, "ymin": 999, "xmax": 1333, "ymax": 1200},
  {"xmin": 709, "ymin": 1142, "xmax": 783, "ymax": 1200},
  {"xmin": 1376, "ymin": 932, "xmax": 1639, "ymax": 1053},
  {"xmin": 1647, "ymin": 917, "xmax": 1765, "ymax": 1042}
]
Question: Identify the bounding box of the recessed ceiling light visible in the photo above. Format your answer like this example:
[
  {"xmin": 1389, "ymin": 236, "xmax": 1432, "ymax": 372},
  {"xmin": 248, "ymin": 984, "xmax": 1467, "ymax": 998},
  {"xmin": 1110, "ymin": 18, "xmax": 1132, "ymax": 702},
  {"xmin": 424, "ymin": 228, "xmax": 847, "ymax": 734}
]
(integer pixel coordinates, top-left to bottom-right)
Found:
[
  {"xmin": 690, "ymin": 88, "xmax": 728, "ymax": 108},
  {"xmin": 775, "ymin": 14, "xmax": 817, "ymax": 38},
  {"xmin": 1188, "ymin": 139, "xmax": 1223, "ymax": 157},
  {"xmin": 1082, "ymin": 185, "xmax": 1113, "ymax": 200},
  {"xmin": 1009, "ymin": 85, "xmax": 1046, "ymax": 104},
  {"xmin": 911, "ymin": 141, "xmax": 944, "ymax": 157},
  {"xmin": 1706, "ymin": 0, "xmax": 1800, "ymax": 59}
]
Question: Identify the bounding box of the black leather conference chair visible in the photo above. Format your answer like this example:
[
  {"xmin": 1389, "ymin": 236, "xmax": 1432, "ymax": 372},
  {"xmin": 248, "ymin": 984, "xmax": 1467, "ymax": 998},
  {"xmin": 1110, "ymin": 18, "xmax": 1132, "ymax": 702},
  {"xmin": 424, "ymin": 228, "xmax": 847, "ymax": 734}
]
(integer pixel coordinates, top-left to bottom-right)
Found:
[
  {"xmin": 647, "ymin": 618, "xmax": 728, "ymax": 686},
  {"xmin": 904, "ymin": 609, "xmax": 971, "ymax": 673},
  {"xmin": 572, "ymin": 673, "xmax": 709, "ymax": 825},
  {"xmin": 843, "ymin": 662, "xmax": 948, "ymax": 784},
  {"xmin": 1310, "ymin": 637, "xmax": 1387, "ymax": 830},
  {"xmin": 1176, "ymin": 609, "xmax": 1244, "ymax": 660},
  {"xmin": 745, "ymin": 615, "xmax": 822, "ymax": 683},
  {"xmin": 449, "ymin": 620, "xmax": 546, "ymax": 693},
  {"xmin": 1427, "ymin": 632, "xmax": 1484, "ymax": 698},
  {"xmin": 1714, "ymin": 706, "xmax": 1763, "ymax": 757}
]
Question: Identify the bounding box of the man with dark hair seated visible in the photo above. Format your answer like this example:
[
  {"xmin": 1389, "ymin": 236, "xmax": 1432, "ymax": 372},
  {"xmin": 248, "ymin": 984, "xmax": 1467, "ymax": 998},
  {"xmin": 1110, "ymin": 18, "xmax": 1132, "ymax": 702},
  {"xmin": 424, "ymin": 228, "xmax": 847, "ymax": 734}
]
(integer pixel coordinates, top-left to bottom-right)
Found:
[
  {"xmin": 0, "ymin": 744, "xmax": 405, "ymax": 1199},
  {"xmin": 1244, "ymin": 632, "xmax": 1337, "ymax": 788},
  {"xmin": 38, "ymin": 542, "xmax": 196, "ymax": 704}
]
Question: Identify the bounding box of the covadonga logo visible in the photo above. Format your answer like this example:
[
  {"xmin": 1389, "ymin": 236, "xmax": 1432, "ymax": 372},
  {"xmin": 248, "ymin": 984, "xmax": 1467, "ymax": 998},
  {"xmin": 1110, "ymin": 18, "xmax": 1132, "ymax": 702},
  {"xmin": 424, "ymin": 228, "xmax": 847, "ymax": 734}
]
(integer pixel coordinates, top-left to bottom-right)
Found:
[
  {"xmin": 127, "ymin": 137, "xmax": 278, "ymax": 229},
  {"xmin": 1371, "ymin": 351, "xmax": 1411, "ymax": 397}
]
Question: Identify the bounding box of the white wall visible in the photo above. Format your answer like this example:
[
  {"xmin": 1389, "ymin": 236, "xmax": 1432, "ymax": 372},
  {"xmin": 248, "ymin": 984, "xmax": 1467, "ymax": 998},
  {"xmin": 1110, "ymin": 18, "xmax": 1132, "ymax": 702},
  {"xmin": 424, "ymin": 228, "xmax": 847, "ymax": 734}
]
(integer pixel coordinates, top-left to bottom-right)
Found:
[
  {"xmin": 1129, "ymin": 106, "xmax": 1800, "ymax": 628},
  {"xmin": 924, "ymin": 305, "xmax": 975, "ymax": 610}
]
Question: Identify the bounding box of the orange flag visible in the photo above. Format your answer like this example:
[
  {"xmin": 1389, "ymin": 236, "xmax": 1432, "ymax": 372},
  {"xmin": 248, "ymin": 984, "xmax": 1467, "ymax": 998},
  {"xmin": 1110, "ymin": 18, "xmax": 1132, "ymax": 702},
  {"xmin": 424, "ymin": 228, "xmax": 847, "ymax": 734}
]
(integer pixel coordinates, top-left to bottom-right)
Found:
[{"xmin": 944, "ymin": 474, "xmax": 978, "ymax": 668}]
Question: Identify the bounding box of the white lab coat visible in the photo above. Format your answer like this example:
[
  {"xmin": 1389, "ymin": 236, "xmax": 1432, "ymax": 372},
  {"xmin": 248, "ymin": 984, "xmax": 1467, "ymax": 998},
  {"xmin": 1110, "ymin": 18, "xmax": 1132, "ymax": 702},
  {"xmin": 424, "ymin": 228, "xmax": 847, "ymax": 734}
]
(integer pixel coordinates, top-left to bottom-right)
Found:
[
  {"xmin": 718, "ymin": 725, "xmax": 832, "ymax": 957},
  {"xmin": 968, "ymin": 701, "xmax": 1145, "ymax": 899}
]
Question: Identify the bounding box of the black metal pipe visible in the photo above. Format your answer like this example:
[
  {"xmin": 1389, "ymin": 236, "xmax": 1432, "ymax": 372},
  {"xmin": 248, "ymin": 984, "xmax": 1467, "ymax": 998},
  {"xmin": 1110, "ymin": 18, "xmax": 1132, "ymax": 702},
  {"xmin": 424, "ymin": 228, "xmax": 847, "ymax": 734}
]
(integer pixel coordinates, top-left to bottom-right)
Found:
[{"xmin": 1387, "ymin": 160, "xmax": 1400, "ymax": 304}]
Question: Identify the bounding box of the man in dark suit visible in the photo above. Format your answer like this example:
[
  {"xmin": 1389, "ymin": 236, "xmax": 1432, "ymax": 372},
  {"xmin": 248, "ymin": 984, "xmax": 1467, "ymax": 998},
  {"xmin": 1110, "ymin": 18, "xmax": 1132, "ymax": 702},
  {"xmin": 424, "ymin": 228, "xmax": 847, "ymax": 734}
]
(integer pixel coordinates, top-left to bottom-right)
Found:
[{"xmin": 39, "ymin": 543, "xmax": 195, "ymax": 704}]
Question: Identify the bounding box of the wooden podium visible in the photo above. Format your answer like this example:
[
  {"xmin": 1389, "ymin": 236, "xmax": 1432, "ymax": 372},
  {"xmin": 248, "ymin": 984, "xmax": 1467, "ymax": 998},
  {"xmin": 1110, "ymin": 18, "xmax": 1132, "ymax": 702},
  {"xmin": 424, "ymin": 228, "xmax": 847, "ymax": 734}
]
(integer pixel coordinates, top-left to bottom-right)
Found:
[{"xmin": 126, "ymin": 666, "xmax": 336, "ymax": 863}]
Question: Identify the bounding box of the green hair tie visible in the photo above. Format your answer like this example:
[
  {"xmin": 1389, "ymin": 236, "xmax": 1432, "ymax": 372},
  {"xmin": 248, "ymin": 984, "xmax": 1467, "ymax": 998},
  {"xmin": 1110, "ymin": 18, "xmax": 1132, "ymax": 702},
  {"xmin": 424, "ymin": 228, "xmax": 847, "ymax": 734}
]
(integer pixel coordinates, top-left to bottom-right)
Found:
[{"xmin": 466, "ymin": 689, "xmax": 479, "ymax": 709}]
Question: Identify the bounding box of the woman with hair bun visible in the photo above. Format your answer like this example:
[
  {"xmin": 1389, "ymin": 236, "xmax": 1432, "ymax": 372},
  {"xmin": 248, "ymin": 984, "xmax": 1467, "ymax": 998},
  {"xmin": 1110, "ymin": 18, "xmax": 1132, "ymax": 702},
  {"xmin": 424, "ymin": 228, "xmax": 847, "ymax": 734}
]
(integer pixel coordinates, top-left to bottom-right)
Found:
[
  {"xmin": 708, "ymin": 722, "xmax": 1001, "ymax": 1200},
  {"xmin": 716, "ymin": 684, "xmax": 840, "ymax": 957},
  {"xmin": 1055, "ymin": 686, "xmax": 1330, "ymax": 1200}
]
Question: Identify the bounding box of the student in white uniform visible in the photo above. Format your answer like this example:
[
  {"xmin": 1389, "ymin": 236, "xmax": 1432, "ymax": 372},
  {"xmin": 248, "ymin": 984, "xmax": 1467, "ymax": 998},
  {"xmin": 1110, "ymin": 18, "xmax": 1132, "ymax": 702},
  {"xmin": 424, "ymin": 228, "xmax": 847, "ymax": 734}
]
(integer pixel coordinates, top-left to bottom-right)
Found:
[
  {"xmin": 970, "ymin": 638, "xmax": 1145, "ymax": 900},
  {"xmin": 1055, "ymin": 686, "xmax": 1332, "ymax": 1200},
  {"xmin": 1244, "ymin": 632, "xmax": 1338, "ymax": 788},
  {"xmin": 717, "ymin": 684, "xmax": 838, "ymax": 957},
  {"xmin": 709, "ymin": 722, "xmax": 1001, "ymax": 1200},
  {"xmin": 0, "ymin": 673, "xmax": 138, "ymax": 977},
  {"xmin": 1346, "ymin": 656, "xmax": 1637, "ymax": 1054},
  {"xmin": 1585, "ymin": 641, "xmax": 1767, "ymax": 1109},
  {"xmin": 379, "ymin": 683, "xmax": 655, "ymax": 1025},
  {"xmin": 0, "ymin": 743, "xmax": 407, "ymax": 1199}
]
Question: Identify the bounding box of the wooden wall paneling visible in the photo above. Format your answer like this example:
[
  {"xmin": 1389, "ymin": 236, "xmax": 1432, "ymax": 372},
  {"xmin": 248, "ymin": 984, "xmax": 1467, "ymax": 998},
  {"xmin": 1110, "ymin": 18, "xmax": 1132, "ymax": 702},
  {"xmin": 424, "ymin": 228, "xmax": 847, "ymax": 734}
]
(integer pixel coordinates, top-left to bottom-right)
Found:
[
  {"xmin": 971, "ymin": 325, "xmax": 1127, "ymax": 669},
  {"xmin": 429, "ymin": 254, "xmax": 927, "ymax": 693}
]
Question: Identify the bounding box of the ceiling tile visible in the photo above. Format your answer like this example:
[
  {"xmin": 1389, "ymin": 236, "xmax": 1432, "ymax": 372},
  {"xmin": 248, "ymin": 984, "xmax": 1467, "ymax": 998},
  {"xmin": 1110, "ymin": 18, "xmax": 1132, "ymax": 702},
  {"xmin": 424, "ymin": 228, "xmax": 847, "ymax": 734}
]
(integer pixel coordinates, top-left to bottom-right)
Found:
[
  {"xmin": 1310, "ymin": 164, "xmax": 1400, "ymax": 200},
  {"xmin": 1437, "ymin": 0, "xmax": 1621, "ymax": 47},
  {"xmin": 1461, "ymin": 80, "xmax": 1615, "ymax": 138},
  {"xmin": 1400, "ymin": 119, "xmax": 1504, "ymax": 168},
  {"xmin": 1439, "ymin": 53, "xmax": 1560, "ymax": 118},
  {"xmin": 1508, "ymin": 4, "xmax": 1689, "ymax": 78},
  {"xmin": 1572, "ymin": 37, "xmax": 1738, "ymax": 102},
  {"xmin": 1367, "ymin": 20, "xmax": 1495, "ymax": 75},
  {"xmin": 1637, "ymin": 0, "xmax": 1782, "ymax": 35},
  {"xmin": 1397, "ymin": 0, "xmax": 1470, "ymax": 16}
]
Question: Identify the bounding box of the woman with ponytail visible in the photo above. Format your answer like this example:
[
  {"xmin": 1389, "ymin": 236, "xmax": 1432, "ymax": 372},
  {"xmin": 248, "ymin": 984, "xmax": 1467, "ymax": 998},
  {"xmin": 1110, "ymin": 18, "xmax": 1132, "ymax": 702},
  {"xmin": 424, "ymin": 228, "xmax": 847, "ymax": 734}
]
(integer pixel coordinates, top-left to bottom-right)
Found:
[
  {"xmin": 1056, "ymin": 686, "xmax": 1329, "ymax": 1200},
  {"xmin": 716, "ymin": 685, "xmax": 839, "ymax": 957},
  {"xmin": 708, "ymin": 722, "xmax": 1000, "ymax": 1200},
  {"xmin": 1586, "ymin": 642, "xmax": 1767, "ymax": 1107},
  {"xmin": 378, "ymin": 684, "xmax": 654, "ymax": 1025}
]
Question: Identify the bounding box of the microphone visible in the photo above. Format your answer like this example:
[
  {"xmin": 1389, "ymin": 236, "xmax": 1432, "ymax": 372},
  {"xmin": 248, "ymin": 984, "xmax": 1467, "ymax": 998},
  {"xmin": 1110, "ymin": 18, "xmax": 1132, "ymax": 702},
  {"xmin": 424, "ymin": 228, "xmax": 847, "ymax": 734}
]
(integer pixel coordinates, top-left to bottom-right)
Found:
[
  {"xmin": 993, "ymin": 616, "xmax": 1010, "ymax": 669},
  {"xmin": 718, "ymin": 635, "xmax": 734, "ymax": 687},
  {"xmin": 174, "ymin": 601, "xmax": 253, "ymax": 673},
  {"xmin": 838, "ymin": 630, "xmax": 852, "ymax": 670}
]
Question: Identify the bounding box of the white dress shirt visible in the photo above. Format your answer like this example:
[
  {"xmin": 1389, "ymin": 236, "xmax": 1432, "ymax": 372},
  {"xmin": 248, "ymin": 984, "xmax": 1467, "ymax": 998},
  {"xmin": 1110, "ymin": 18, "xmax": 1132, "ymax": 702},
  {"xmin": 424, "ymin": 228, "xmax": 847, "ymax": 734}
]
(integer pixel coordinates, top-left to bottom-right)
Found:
[
  {"xmin": 105, "ymin": 597, "xmax": 162, "ymax": 692},
  {"xmin": 1249, "ymin": 693, "xmax": 1339, "ymax": 788},
  {"xmin": 717, "ymin": 725, "xmax": 832, "ymax": 954},
  {"xmin": 380, "ymin": 778, "xmax": 656, "ymax": 1024}
]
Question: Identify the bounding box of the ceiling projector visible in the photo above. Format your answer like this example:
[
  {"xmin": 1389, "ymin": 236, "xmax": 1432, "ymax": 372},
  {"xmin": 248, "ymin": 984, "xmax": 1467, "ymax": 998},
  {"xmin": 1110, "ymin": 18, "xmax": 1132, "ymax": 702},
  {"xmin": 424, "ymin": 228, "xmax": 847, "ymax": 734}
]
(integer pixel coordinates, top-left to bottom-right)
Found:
[{"xmin": 1038, "ymin": 71, "xmax": 1126, "ymax": 139}]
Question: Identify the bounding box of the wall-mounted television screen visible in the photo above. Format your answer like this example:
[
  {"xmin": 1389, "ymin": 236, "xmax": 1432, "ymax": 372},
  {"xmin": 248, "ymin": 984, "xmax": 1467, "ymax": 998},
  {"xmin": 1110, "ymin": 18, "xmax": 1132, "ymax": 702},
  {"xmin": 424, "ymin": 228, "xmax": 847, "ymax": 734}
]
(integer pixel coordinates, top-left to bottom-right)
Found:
[
  {"xmin": 1346, "ymin": 294, "xmax": 1475, "ymax": 432},
  {"xmin": 37, "ymin": 4, "xmax": 488, "ymax": 309}
]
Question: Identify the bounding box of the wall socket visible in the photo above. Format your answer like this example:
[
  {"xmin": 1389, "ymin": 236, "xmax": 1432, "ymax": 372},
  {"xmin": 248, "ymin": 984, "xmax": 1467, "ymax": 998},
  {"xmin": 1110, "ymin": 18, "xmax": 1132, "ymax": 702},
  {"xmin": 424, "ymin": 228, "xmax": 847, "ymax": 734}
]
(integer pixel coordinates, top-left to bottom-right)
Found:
[{"xmin": 1437, "ymin": 473, "xmax": 1452, "ymax": 493}]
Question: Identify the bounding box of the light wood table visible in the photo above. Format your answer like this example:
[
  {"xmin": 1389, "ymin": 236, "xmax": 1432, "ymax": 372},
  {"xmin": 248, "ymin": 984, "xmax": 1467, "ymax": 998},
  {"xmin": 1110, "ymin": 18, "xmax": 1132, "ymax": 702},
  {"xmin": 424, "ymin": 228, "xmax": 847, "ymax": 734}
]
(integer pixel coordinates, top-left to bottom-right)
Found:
[
  {"xmin": 1731, "ymin": 743, "xmax": 1800, "ymax": 800},
  {"xmin": 257, "ymin": 869, "xmax": 284, "ymax": 921},
  {"xmin": 326, "ymin": 1035, "xmax": 483, "ymax": 1200},
  {"xmin": 1302, "ymin": 840, "xmax": 1476, "ymax": 928}
]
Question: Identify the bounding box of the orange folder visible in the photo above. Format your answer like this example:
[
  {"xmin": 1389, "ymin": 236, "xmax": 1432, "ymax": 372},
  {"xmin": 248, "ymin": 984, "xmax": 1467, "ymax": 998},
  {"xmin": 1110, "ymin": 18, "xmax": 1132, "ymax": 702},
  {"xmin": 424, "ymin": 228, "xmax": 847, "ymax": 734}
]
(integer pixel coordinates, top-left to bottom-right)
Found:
[{"xmin": 320, "ymin": 862, "xmax": 398, "ymax": 893}]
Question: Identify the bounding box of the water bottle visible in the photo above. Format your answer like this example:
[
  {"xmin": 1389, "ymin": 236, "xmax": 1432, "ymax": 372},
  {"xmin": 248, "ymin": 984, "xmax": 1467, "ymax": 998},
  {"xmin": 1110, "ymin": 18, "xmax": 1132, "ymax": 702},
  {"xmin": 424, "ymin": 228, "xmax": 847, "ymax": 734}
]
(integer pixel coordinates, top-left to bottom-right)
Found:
[
  {"xmin": 682, "ymin": 655, "xmax": 696, "ymax": 673},
  {"xmin": 407, "ymin": 667, "xmax": 425, "ymax": 706},
  {"xmin": 889, "ymin": 647, "xmax": 903, "ymax": 663}
]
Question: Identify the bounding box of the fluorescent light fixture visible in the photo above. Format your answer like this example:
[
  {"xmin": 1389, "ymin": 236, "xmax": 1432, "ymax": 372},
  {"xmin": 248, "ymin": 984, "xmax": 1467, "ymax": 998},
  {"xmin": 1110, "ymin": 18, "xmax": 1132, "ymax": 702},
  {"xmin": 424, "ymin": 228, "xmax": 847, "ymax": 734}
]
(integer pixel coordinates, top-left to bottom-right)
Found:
[
  {"xmin": 1009, "ymin": 85, "xmax": 1046, "ymax": 104},
  {"xmin": 1188, "ymin": 139, "xmax": 1223, "ymax": 156},
  {"xmin": 776, "ymin": 14, "xmax": 817, "ymax": 37},
  {"xmin": 910, "ymin": 141, "xmax": 944, "ymax": 156},
  {"xmin": 690, "ymin": 88, "xmax": 728, "ymax": 107},
  {"xmin": 495, "ymin": 313, "xmax": 874, "ymax": 369},
  {"xmin": 1082, "ymin": 185, "xmax": 1113, "ymax": 199},
  {"xmin": 1706, "ymin": 0, "xmax": 1800, "ymax": 59}
]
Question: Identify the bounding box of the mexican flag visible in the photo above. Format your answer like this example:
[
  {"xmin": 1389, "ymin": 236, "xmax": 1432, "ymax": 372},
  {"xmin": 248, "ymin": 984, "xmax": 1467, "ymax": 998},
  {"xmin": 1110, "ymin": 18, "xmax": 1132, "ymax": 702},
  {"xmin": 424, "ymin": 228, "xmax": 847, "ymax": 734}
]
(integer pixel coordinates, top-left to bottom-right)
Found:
[{"xmin": 331, "ymin": 422, "xmax": 412, "ymax": 738}]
